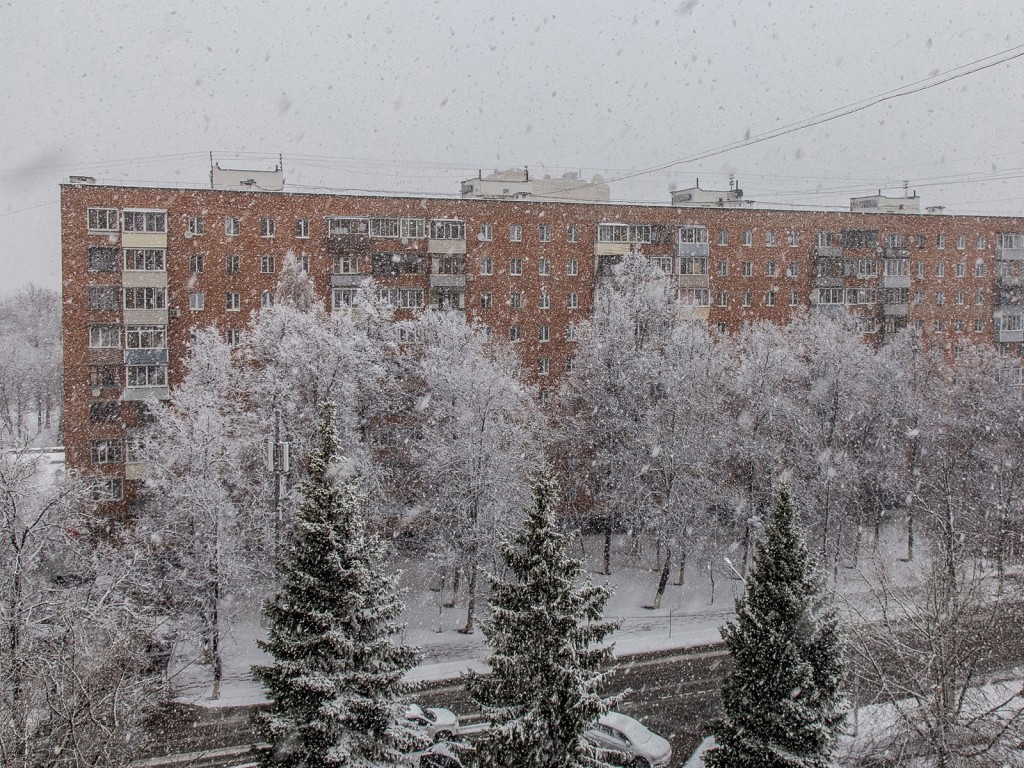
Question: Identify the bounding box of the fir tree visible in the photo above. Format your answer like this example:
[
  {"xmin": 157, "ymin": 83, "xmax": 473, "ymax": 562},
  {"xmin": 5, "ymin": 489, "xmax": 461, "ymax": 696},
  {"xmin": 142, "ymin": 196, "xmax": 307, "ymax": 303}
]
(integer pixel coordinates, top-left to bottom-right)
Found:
[
  {"xmin": 252, "ymin": 401, "xmax": 424, "ymax": 767},
  {"xmin": 707, "ymin": 488, "xmax": 846, "ymax": 768},
  {"xmin": 467, "ymin": 469, "xmax": 620, "ymax": 768}
]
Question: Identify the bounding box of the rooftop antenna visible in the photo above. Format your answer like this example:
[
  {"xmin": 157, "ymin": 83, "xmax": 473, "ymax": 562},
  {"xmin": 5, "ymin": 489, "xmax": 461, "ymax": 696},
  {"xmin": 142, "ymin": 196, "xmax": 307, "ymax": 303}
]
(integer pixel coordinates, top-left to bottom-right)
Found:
[
  {"xmin": 729, "ymin": 174, "xmax": 735, "ymax": 191},
  {"xmin": 903, "ymin": 180, "xmax": 909, "ymax": 198}
]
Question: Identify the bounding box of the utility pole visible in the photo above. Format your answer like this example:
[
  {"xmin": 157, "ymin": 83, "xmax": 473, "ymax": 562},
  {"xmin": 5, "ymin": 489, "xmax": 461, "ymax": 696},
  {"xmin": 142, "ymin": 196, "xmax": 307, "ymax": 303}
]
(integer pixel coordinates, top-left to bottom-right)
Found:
[{"xmin": 267, "ymin": 410, "xmax": 290, "ymax": 553}]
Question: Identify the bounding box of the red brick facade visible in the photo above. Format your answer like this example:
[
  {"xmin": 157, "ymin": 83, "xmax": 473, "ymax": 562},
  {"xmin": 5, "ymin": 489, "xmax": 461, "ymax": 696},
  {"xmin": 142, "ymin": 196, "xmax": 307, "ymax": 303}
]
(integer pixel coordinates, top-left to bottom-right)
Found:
[{"xmin": 60, "ymin": 182, "xmax": 1024, "ymax": 512}]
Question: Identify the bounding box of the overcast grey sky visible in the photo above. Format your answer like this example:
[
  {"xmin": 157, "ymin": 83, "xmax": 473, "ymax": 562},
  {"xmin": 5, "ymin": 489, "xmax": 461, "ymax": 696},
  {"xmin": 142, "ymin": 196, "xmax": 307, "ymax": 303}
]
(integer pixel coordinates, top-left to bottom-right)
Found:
[{"xmin": 3, "ymin": 0, "xmax": 1024, "ymax": 292}]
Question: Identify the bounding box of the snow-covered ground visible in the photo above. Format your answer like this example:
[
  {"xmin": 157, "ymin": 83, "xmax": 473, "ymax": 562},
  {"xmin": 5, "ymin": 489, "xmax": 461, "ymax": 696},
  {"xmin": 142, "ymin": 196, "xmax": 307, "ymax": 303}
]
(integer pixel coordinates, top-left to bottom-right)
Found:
[{"xmin": 168, "ymin": 520, "xmax": 929, "ymax": 708}]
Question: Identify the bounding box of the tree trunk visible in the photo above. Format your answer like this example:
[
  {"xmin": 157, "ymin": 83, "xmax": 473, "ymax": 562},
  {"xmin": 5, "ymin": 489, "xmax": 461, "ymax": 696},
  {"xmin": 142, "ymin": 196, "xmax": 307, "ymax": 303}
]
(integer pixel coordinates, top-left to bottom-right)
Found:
[
  {"xmin": 603, "ymin": 525, "xmax": 612, "ymax": 576},
  {"xmin": 906, "ymin": 508, "xmax": 915, "ymax": 562},
  {"xmin": 445, "ymin": 567, "xmax": 460, "ymax": 608},
  {"xmin": 210, "ymin": 579, "xmax": 222, "ymax": 700},
  {"xmin": 675, "ymin": 549, "xmax": 686, "ymax": 586},
  {"xmin": 709, "ymin": 563, "xmax": 715, "ymax": 605},
  {"xmin": 651, "ymin": 548, "xmax": 671, "ymax": 609},
  {"xmin": 460, "ymin": 565, "xmax": 476, "ymax": 634}
]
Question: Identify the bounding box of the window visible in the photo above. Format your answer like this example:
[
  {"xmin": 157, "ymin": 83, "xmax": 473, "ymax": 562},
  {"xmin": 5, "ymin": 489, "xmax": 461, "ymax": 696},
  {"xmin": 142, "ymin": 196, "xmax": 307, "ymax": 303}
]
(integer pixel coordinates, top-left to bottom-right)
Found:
[
  {"xmin": 603, "ymin": 223, "xmax": 652, "ymax": 243},
  {"xmin": 126, "ymin": 365, "xmax": 167, "ymax": 388},
  {"xmin": 121, "ymin": 248, "xmax": 163, "ymax": 271},
  {"xmin": 189, "ymin": 253, "xmax": 204, "ymax": 273},
  {"xmin": 480, "ymin": 292, "xmax": 492, "ymax": 309},
  {"xmin": 123, "ymin": 287, "xmax": 166, "ymax": 310},
  {"xmin": 842, "ymin": 229, "xmax": 879, "ymax": 248},
  {"xmin": 334, "ymin": 254, "xmax": 360, "ymax": 274},
  {"xmin": 718, "ymin": 229, "xmax": 728, "ymax": 246},
  {"xmin": 509, "ymin": 325, "xmax": 521, "ymax": 342},
  {"xmin": 225, "ymin": 328, "xmax": 242, "ymax": 347},
  {"xmin": 327, "ymin": 217, "xmax": 369, "ymax": 236},
  {"xmin": 370, "ymin": 218, "xmax": 399, "ymax": 238},
  {"xmin": 295, "ymin": 218, "xmax": 309, "ymax": 238},
  {"xmin": 226, "ymin": 292, "xmax": 241, "ymax": 311},
  {"xmin": 887, "ymin": 233, "xmax": 902, "ymax": 248},
  {"xmin": 89, "ymin": 324, "xmax": 120, "ymax": 348},
  {"xmin": 789, "ymin": 290, "xmax": 799, "ymax": 307},
  {"xmin": 539, "ymin": 291, "xmax": 550, "ymax": 310},
  {"xmin": 765, "ymin": 231, "xmax": 777, "ymax": 247},
  {"xmin": 332, "ymin": 288, "xmax": 358, "ymax": 310},
  {"xmin": 538, "ymin": 258, "xmax": 551, "ymax": 276},
  {"xmin": 742, "ymin": 291, "xmax": 752, "ymax": 307},
  {"xmin": 260, "ymin": 255, "xmax": 276, "ymax": 274},
  {"xmin": 298, "ymin": 254, "xmax": 310, "ymax": 272},
  {"xmin": 975, "ymin": 318, "xmax": 985, "ymax": 332},
  {"xmin": 957, "ymin": 234, "xmax": 966, "ymax": 250},
  {"xmin": 567, "ymin": 225, "xmax": 580, "ymax": 243},
  {"xmin": 430, "ymin": 220, "xmax": 465, "ymax": 240},
  {"xmin": 934, "ymin": 319, "xmax": 945, "ymax": 333},
  {"xmin": 847, "ymin": 288, "xmax": 877, "ymax": 305},
  {"xmin": 226, "ymin": 254, "xmax": 241, "ymax": 274},
  {"xmin": 743, "ymin": 230, "xmax": 753, "ymax": 247},
  {"xmin": 259, "ymin": 217, "xmax": 276, "ymax": 238},
  {"xmin": 88, "ymin": 365, "xmax": 119, "ymax": 390},
  {"xmin": 815, "ymin": 232, "xmax": 830, "ymax": 247},
  {"xmin": 510, "ymin": 258, "xmax": 523, "ymax": 276},
  {"xmin": 567, "ymin": 292, "xmax": 579, "ymax": 309},
  {"xmin": 914, "ymin": 291, "xmax": 923, "ymax": 305},
  {"xmin": 935, "ymin": 291, "xmax": 945, "ymax": 306},
  {"xmin": 189, "ymin": 291, "xmax": 204, "ymax": 311},
  {"xmin": 225, "ymin": 217, "xmax": 240, "ymax": 236},
  {"xmin": 915, "ymin": 234, "xmax": 925, "ymax": 249},
  {"xmin": 261, "ymin": 290, "xmax": 275, "ymax": 309},
  {"xmin": 125, "ymin": 325, "xmax": 166, "ymax": 349},
  {"xmin": 976, "ymin": 289, "xmax": 985, "ymax": 305},
  {"xmin": 478, "ymin": 223, "xmax": 493, "ymax": 241},
  {"xmin": 400, "ymin": 289, "xmax": 424, "ymax": 308},
  {"xmin": 538, "ymin": 358, "xmax": 550, "ymax": 375},
  {"xmin": 372, "ymin": 253, "xmax": 421, "ymax": 276},
  {"xmin": 400, "ymin": 218, "xmax": 426, "ymax": 239},
  {"xmin": 717, "ymin": 260, "xmax": 728, "ymax": 276},
  {"xmin": 937, "ymin": 234, "xmax": 946, "ymax": 249},
  {"xmin": 678, "ymin": 226, "xmax": 708, "ymax": 244},
  {"xmin": 567, "ymin": 259, "xmax": 579, "ymax": 276},
  {"xmin": 914, "ymin": 319, "xmax": 923, "ymax": 333},
  {"xmin": 742, "ymin": 261, "xmax": 753, "ymax": 277},
  {"xmin": 509, "ymin": 224, "xmax": 522, "ymax": 242},
  {"xmin": 479, "ymin": 257, "xmax": 493, "ymax": 276},
  {"xmin": 936, "ymin": 263, "xmax": 945, "ymax": 277},
  {"xmin": 916, "ymin": 262, "xmax": 924, "ymax": 279},
  {"xmin": 884, "ymin": 259, "xmax": 909, "ymax": 277},
  {"xmin": 510, "ymin": 291, "xmax": 523, "ymax": 309},
  {"xmin": 953, "ymin": 262, "xmax": 966, "ymax": 278},
  {"xmin": 765, "ymin": 291, "xmax": 776, "ymax": 307},
  {"xmin": 976, "ymin": 261, "xmax": 987, "ymax": 277},
  {"xmin": 955, "ymin": 290, "xmax": 965, "ymax": 305},
  {"xmin": 122, "ymin": 210, "xmax": 166, "ymax": 233},
  {"xmin": 788, "ymin": 230, "xmax": 800, "ymax": 247},
  {"xmin": 89, "ymin": 402, "xmax": 119, "ymax": 423},
  {"xmin": 88, "ymin": 286, "xmax": 119, "ymax": 311},
  {"xmin": 787, "ymin": 261, "xmax": 799, "ymax": 277},
  {"xmin": 88, "ymin": 247, "xmax": 118, "ymax": 272},
  {"xmin": 650, "ymin": 255, "xmax": 674, "ymax": 274},
  {"xmin": 538, "ymin": 224, "xmax": 551, "ymax": 243},
  {"xmin": 566, "ymin": 324, "xmax": 578, "ymax": 342},
  {"xmin": 717, "ymin": 290, "xmax": 728, "ymax": 307},
  {"xmin": 539, "ymin": 325, "xmax": 550, "ymax": 342},
  {"xmin": 847, "ymin": 259, "xmax": 878, "ymax": 277},
  {"xmin": 91, "ymin": 478, "xmax": 123, "ymax": 502},
  {"xmin": 817, "ymin": 288, "xmax": 845, "ymax": 305},
  {"xmin": 87, "ymin": 208, "xmax": 118, "ymax": 232},
  {"xmin": 766, "ymin": 261, "xmax": 777, "ymax": 277},
  {"xmin": 977, "ymin": 235, "xmax": 987, "ymax": 250}
]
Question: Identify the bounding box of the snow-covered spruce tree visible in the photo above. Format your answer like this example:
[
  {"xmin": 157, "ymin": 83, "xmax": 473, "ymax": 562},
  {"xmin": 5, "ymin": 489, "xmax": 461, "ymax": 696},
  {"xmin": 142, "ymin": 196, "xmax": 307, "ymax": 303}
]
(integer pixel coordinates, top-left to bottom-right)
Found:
[
  {"xmin": 252, "ymin": 401, "xmax": 424, "ymax": 767},
  {"xmin": 707, "ymin": 488, "xmax": 845, "ymax": 768},
  {"xmin": 468, "ymin": 469, "xmax": 620, "ymax": 768}
]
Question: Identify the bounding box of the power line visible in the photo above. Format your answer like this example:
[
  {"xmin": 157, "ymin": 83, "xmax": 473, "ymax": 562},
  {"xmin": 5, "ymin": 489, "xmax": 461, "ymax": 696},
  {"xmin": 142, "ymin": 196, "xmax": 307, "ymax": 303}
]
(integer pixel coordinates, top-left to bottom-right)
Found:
[{"xmin": 534, "ymin": 43, "xmax": 1024, "ymax": 199}]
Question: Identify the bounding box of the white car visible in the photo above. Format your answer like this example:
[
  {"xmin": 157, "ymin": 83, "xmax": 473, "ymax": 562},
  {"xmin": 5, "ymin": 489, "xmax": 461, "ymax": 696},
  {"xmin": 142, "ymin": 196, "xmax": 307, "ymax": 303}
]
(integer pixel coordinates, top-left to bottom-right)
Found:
[
  {"xmin": 405, "ymin": 703, "xmax": 460, "ymax": 743},
  {"xmin": 584, "ymin": 712, "xmax": 672, "ymax": 768}
]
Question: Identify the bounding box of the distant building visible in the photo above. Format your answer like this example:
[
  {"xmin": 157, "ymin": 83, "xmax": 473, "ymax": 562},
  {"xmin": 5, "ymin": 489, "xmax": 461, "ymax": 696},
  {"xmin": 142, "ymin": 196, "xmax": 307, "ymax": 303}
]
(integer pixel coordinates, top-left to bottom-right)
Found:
[
  {"xmin": 850, "ymin": 192, "xmax": 920, "ymax": 214},
  {"xmin": 461, "ymin": 168, "xmax": 609, "ymax": 202},
  {"xmin": 210, "ymin": 162, "xmax": 285, "ymax": 192},
  {"xmin": 671, "ymin": 180, "xmax": 749, "ymax": 208}
]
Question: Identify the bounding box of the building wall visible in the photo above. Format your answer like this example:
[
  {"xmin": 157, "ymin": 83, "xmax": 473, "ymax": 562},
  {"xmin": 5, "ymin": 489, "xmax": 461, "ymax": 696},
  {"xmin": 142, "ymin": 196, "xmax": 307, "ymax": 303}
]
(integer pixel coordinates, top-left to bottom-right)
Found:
[{"xmin": 60, "ymin": 182, "xmax": 1024, "ymax": 514}]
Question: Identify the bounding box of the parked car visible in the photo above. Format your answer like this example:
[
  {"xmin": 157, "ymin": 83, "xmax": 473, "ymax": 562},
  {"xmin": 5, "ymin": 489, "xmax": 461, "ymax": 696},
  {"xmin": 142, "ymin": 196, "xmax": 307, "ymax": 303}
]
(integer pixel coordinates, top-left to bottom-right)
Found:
[
  {"xmin": 405, "ymin": 702, "xmax": 460, "ymax": 742},
  {"xmin": 583, "ymin": 712, "xmax": 672, "ymax": 768},
  {"xmin": 416, "ymin": 742, "xmax": 464, "ymax": 768}
]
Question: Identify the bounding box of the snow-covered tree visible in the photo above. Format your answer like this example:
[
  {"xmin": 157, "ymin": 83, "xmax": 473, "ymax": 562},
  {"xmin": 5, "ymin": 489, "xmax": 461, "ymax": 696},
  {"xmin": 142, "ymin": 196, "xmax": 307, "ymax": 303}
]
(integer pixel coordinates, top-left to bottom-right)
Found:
[
  {"xmin": 707, "ymin": 488, "xmax": 846, "ymax": 768},
  {"xmin": 0, "ymin": 285, "xmax": 62, "ymax": 439},
  {"xmin": 253, "ymin": 401, "xmax": 423, "ymax": 767},
  {"xmin": 468, "ymin": 469, "xmax": 620, "ymax": 768},
  {"xmin": 410, "ymin": 311, "xmax": 541, "ymax": 633}
]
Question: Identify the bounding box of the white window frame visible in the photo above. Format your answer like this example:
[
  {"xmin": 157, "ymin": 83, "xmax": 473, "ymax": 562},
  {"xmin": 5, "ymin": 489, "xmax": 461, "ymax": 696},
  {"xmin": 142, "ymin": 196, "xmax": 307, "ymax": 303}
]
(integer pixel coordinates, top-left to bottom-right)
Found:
[
  {"xmin": 400, "ymin": 218, "xmax": 426, "ymax": 239},
  {"xmin": 225, "ymin": 217, "xmax": 240, "ymax": 237},
  {"xmin": 87, "ymin": 208, "xmax": 119, "ymax": 232},
  {"xmin": 125, "ymin": 325, "xmax": 166, "ymax": 349},
  {"xmin": 567, "ymin": 292, "xmax": 579, "ymax": 309},
  {"xmin": 126, "ymin": 365, "xmax": 167, "ymax": 388},
  {"xmin": 509, "ymin": 224, "xmax": 523, "ymax": 242},
  {"xmin": 370, "ymin": 218, "xmax": 400, "ymax": 238},
  {"xmin": 539, "ymin": 291, "xmax": 550, "ymax": 310},
  {"xmin": 122, "ymin": 209, "xmax": 167, "ymax": 233},
  {"xmin": 538, "ymin": 224, "xmax": 551, "ymax": 243},
  {"xmin": 327, "ymin": 217, "xmax": 369, "ymax": 236},
  {"xmin": 510, "ymin": 258, "xmax": 523, "ymax": 276},
  {"xmin": 479, "ymin": 257, "xmax": 493, "ymax": 276},
  {"xmin": 567, "ymin": 225, "xmax": 580, "ymax": 243},
  {"xmin": 538, "ymin": 258, "xmax": 551, "ymax": 276},
  {"xmin": 430, "ymin": 219, "xmax": 466, "ymax": 240},
  {"xmin": 295, "ymin": 219, "xmax": 310, "ymax": 238},
  {"xmin": 260, "ymin": 255, "xmax": 276, "ymax": 274},
  {"xmin": 189, "ymin": 291, "xmax": 205, "ymax": 311},
  {"xmin": 260, "ymin": 217, "xmax": 276, "ymax": 238},
  {"xmin": 479, "ymin": 223, "xmax": 493, "ymax": 242},
  {"xmin": 123, "ymin": 248, "xmax": 166, "ymax": 271},
  {"xmin": 123, "ymin": 287, "xmax": 167, "ymax": 310},
  {"xmin": 89, "ymin": 324, "xmax": 120, "ymax": 348},
  {"xmin": 567, "ymin": 259, "xmax": 579, "ymax": 276},
  {"xmin": 226, "ymin": 292, "xmax": 241, "ymax": 311}
]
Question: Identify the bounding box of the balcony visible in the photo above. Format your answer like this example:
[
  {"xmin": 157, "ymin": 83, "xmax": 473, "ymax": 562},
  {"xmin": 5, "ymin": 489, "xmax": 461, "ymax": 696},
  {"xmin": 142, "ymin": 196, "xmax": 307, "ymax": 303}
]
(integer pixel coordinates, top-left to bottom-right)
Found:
[
  {"xmin": 122, "ymin": 232, "xmax": 167, "ymax": 249},
  {"xmin": 881, "ymin": 275, "xmax": 911, "ymax": 289},
  {"xmin": 998, "ymin": 274, "xmax": 1023, "ymax": 288},
  {"xmin": 122, "ymin": 271, "xmax": 167, "ymax": 288},
  {"xmin": 331, "ymin": 273, "xmax": 366, "ymax": 288},
  {"xmin": 883, "ymin": 303, "xmax": 909, "ymax": 317},
  {"xmin": 677, "ymin": 242, "xmax": 709, "ymax": 259},
  {"xmin": 427, "ymin": 239, "xmax": 466, "ymax": 255},
  {"xmin": 430, "ymin": 273, "xmax": 466, "ymax": 288},
  {"xmin": 882, "ymin": 247, "xmax": 911, "ymax": 259},
  {"xmin": 996, "ymin": 247, "xmax": 1024, "ymax": 261},
  {"xmin": 813, "ymin": 245, "xmax": 843, "ymax": 260},
  {"xmin": 997, "ymin": 328, "xmax": 1023, "ymax": 343},
  {"xmin": 812, "ymin": 274, "xmax": 844, "ymax": 288},
  {"xmin": 123, "ymin": 308, "xmax": 168, "ymax": 326},
  {"xmin": 124, "ymin": 348, "xmax": 168, "ymax": 365},
  {"xmin": 677, "ymin": 274, "xmax": 709, "ymax": 289},
  {"xmin": 121, "ymin": 386, "xmax": 170, "ymax": 402}
]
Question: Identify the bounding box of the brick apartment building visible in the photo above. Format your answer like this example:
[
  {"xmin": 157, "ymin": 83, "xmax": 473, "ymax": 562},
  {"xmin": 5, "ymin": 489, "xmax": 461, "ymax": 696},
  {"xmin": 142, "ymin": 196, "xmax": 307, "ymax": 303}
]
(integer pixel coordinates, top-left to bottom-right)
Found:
[{"xmin": 60, "ymin": 171, "xmax": 1024, "ymax": 512}]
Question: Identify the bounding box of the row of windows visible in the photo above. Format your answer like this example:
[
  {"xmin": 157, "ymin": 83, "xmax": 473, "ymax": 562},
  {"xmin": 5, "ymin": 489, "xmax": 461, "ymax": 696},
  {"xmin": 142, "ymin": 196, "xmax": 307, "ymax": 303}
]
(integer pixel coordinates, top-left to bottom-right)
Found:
[{"xmin": 479, "ymin": 291, "xmax": 581, "ymax": 310}]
